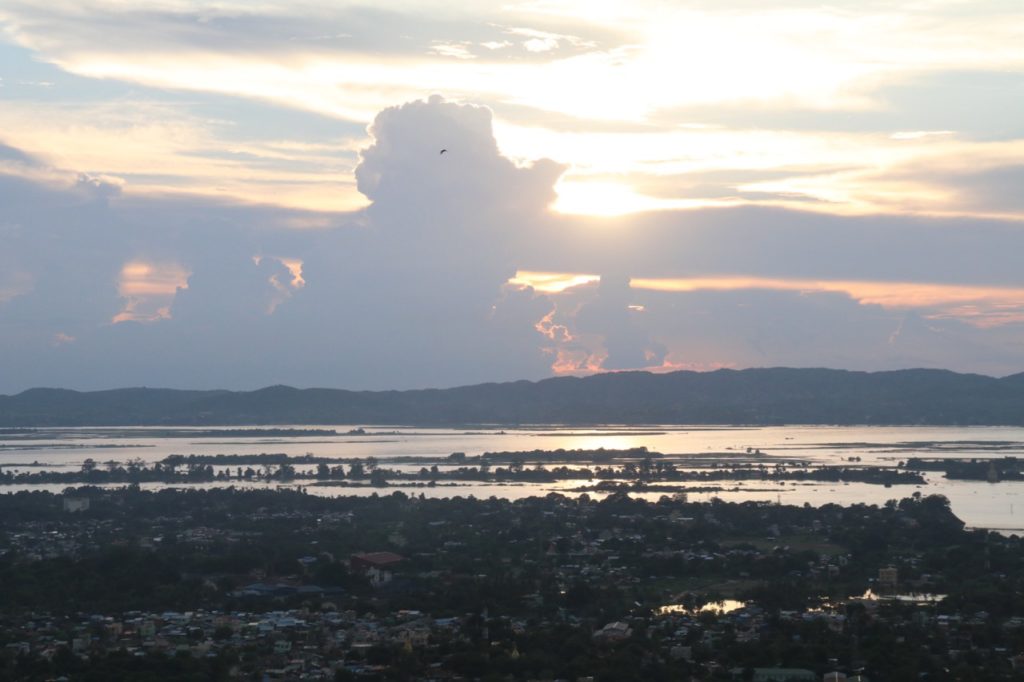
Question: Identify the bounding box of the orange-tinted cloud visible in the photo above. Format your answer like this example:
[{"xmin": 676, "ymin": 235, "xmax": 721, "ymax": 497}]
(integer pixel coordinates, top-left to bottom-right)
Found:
[
  {"xmin": 258, "ymin": 256, "xmax": 306, "ymax": 314},
  {"xmin": 534, "ymin": 307, "xmax": 574, "ymax": 342},
  {"xmin": 549, "ymin": 346, "xmax": 607, "ymax": 375},
  {"xmin": 0, "ymin": 271, "xmax": 34, "ymax": 304},
  {"xmin": 631, "ymin": 276, "xmax": 1024, "ymax": 328},
  {"xmin": 113, "ymin": 261, "xmax": 190, "ymax": 323}
]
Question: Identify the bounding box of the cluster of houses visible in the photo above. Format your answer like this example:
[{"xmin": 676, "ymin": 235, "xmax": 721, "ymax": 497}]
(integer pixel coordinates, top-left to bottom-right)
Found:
[
  {"xmin": 3, "ymin": 489, "xmax": 1023, "ymax": 678},
  {"xmin": 0, "ymin": 605, "xmax": 468, "ymax": 679},
  {"xmin": 5, "ymin": 588, "xmax": 1024, "ymax": 680}
]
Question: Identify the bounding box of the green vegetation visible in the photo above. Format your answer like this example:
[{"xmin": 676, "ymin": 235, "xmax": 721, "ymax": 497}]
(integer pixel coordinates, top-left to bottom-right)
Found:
[{"xmin": 0, "ymin": 451, "xmax": 924, "ymax": 486}]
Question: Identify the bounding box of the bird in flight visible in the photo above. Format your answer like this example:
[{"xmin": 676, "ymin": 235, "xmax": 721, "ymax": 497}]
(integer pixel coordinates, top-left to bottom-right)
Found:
[{"xmin": 440, "ymin": 149, "xmax": 447, "ymax": 155}]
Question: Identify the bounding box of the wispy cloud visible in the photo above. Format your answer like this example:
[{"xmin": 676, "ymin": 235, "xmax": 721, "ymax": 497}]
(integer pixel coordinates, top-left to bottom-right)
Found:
[{"xmin": 2, "ymin": 1, "xmax": 1023, "ymax": 216}]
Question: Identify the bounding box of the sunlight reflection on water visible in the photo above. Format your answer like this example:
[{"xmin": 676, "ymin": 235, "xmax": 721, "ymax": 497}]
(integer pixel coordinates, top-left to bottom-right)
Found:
[{"xmin": 4, "ymin": 425, "xmax": 1024, "ymax": 531}]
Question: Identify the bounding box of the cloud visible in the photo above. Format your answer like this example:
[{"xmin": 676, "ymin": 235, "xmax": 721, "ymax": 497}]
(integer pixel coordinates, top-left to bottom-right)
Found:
[
  {"xmin": 546, "ymin": 284, "xmax": 1024, "ymax": 378},
  {"xmin": 113, "ymin": 261, "xmax": 189, "ymax": 323},
  {"xmin": 0, "ymin": 2, "xmax": 619, "ymax": 62},
  {"xmin": 0, "ymin": 99, "xmax": 566, "ymax": 390},
  {"xmin": 566, "ymin": 274, "xmax": 667, "ymax": 371},
  {"xmin": 4, "ymin": 97, "xmax": 1024, "ymax": 393},
  {"xmin": 629, "ymin": 275, "xmax": 1024, "ymax": 328},
  {"xmin": 0, "ymin": 270, "xmax": 33, "ymax": 305},
  {"xmin": 51, "ymin": 332, "xmax": 75, "ymax": 346},
  {"xmin": 280, "ymin": 96, "xmax": 565, "ymax": 387},
  {"xmin": 5, "ymin": 3, "xmax": 1024, "ymax": 219},
  {"xmin": 0, "ymin": 97, "xmax": 368, "ymax": 211},
  {"xmin": 915, "ymin": 164, "xmax": 1024, "ymax": 214},
  {"xmin": 3, "ymin": 0, "xmax": 1024, "ymax": 390},
  {"xmin": 356, "ymin": 95, "xmax": 563, "ymax": 214},
  {"xmin": 10, "ymin": 1, "xmax": 1022, "ymax": 131},
  {"xmin": 509, "ymin": 270, "xmax": 599, "ymax": 293},
  {"xmin": 0, "ymin": 141, "xmax": 39, "ymax": 166}
]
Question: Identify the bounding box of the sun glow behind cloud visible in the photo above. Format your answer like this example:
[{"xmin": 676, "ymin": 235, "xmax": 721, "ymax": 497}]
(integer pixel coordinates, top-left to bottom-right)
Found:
[
  {"xmin": 551, "ymin": 180, "xmax": 734, "ymax": 215},
  {"xmin": 508, "ymin": 270, "xmax": 600, "ymax": 293}
]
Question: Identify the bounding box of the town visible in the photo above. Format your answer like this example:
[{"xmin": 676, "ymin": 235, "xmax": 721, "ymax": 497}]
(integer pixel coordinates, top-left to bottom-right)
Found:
[{"xmin": 2, "ymin": 486, "xmax": 1023, "ymax": 680}]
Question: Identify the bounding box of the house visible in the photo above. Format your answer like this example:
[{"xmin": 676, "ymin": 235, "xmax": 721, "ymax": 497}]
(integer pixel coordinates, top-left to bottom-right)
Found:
[
  {"xmin": 878, "ymin": 566, "xmax": 898, "ymax": 592},
  {"xmin": 351, "ymin": 552, "xmax": 404, "ymax": 586},
  {"xmin": 592, "ymin": 621, "xmax": 632, "ymax": 643},
  {"xmin": 63, "ymin": 497, "xmax": 90, "ymax": 513},
  {"xmin": 739, "ymin": 669, "xmax": 815, "ymax": 682}
]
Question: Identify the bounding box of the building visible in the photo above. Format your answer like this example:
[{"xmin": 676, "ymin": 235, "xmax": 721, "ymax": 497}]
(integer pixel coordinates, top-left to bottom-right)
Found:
[
  {"xmin": 592, "ymin": 621, "xmax": 632, "ymax": 643},
  {"xmin": 744, "ymin": 669, "xmax": 816, "ymax": 682},
  {"xmin": 63, "ymin": 496, "xmax": 90, "ymax": 513},
  {"xmin": 878, "ymin": 566, "xmax": 898, "ymax": 592},
  {"xmin": 350, "ymin": 552, "xmax": 404, "ymax": 586}
]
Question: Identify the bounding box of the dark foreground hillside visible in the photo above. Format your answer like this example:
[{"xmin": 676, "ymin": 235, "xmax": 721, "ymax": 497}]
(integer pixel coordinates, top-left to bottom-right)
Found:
[{"xmin": 4, "ymin": 367, "xmax": 1024, "ymax": 426}]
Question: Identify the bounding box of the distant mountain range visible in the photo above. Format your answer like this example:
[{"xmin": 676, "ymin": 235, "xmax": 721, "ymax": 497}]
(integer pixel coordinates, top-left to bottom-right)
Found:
[{"xmin": 3, "ymin": 368, "xmax": 1024, "ymax": 426}]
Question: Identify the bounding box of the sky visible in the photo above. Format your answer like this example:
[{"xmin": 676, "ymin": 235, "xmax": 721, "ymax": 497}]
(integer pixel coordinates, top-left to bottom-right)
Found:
[{"xmin": 2, "ymin": 0, "xmax": 1024, "ymax": 392}]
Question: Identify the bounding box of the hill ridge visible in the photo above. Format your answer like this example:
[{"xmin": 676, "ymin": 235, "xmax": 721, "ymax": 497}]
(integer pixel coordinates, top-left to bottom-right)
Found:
[{"xmin": 2, "ymin": 367, "xmax": 1023, "ymax": 426}]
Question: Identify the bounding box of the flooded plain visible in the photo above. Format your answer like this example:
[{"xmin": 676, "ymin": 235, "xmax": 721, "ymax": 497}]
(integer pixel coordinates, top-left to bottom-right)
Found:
[{"xmin": 3, "ymin": 425, "xmax": 1024, "ymax": 532}]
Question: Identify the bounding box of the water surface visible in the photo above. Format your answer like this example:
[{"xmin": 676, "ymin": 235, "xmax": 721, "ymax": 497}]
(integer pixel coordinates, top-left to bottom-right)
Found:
[{"xmin": 3, "ymin": 425, "xmax": 1023, "ymax": 532}]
